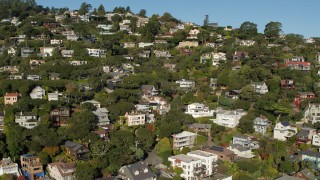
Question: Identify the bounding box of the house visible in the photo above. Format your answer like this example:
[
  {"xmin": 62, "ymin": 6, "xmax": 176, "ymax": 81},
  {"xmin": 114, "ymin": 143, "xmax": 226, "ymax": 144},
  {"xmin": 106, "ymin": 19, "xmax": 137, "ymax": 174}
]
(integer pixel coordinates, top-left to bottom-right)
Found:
[
  {"xmin": 168, "ymin": 150, "xmax": 218, "ymax": 179},
  {"xmin": 281, "ymin": 79, "xmax": 295, "ymax": 90},
  {"xmin": 163, "ymin": 63, "xmax": 176, "ymax": 72},
  {"xmin": 154, "ymin": 40, "xmax": 167, "ymax": 44},
  {"xmin": 81, "ymin": 100, "xmax": 101, "ymax": 108},
  {"xmin": 210, "ymin": 78, "xmax": 218, "ymax": 90},
  {"xmin": 138, "ymin": 42, "xmax": 154, "ymax": 48},
  {"xmin": 175, "ymin": 79, "xmax": 195, "ymax": 89},
  {"xmin": 0, "ymin": 157, "xmax": 19, "ymax": 176},
  {"xmin": 225, "ymin": 90, "xmax": 240, "ymax": 99},
  {"xmin": 213, "ymin": 108, "xmax": 247, "ymax": 128},
  {"xmin": 30, "ymin": 86, "xmax": 45, "ymax": 99},
  {"xmin": 92, "ymin": 129, "xmax": 109, "ymax": 140},
  {"xmin": 0, "ymin": 66, "xmax": 19, "ymax": 74},
  {"xmin": 301, "ymin": 150, "xmax": 320, "ymax": 170},
  {"xmin": 251, "ymin": 82, "xmax": 268, "ymax": 94},
  {"xmin": 119, "ymin": 24, "xmax": 131, "ymax": 32},
  {"xmin": 232, "ymin": 51, "xmax": 248, "ymax": 61},
  {"xmin": 69, "ymin": 60, "xmax": 87, "ymax": 66},
  {"xmin": 61, "ymin": 50, "xmax": 74, "ymax": 58},
  {"xmin": 8, "ymin": 74, "xmax": 23, "ymax": 80},
  {"xmin": 285, "ymin": 61, "xmax": 311, "ymax": 71},
  {"xmin": 39, "ymin": 47, "xmax": 55, "ymax": 57},
  {"xmin": 93, "ymin": 108, "xmax": 110, "ymax": 126},
  {"xmin": 239, "ymin": 40, "xmax": 255, "ymax": 46},
  {"xmin": 48, "ymin": 91, "xmax": 60, "ymax": 101},
  {"xmin": 21, "ymin": 154, "xmax": 44, "ymax": 180},
  {"xmin": 125, "ymin": 112, "xmax": 150, "ymax": 126},
  {"xmin": 188, "ymin": 123, "xmax": 211, "ymax": 134},
  {"xmin": 50, "ymin": 107, "xmax": 70, "ymax": 126},
  {"xmin": 295, "ymin": 92, "xmax": 316, "ymax": 108},
  {"xmin": 96, "ymin": 24, "xmax": 113, "ymax": 31},
  {"xmin": 275, "ymin": 175, "xmax": 304, "ymax": 180},
  {"xmin": 7, "ymin": 47, "xmax": 17, "ymax": 56},
  {"xmin": 253, "ymin": 115, "xmax": 271, "ymax": 134},
  {"xmin": 21, "ymin": 47, "xmax": 35, "ymax": 58},
  {"xmin": 50, "ymin": 39, "xmax": 63, "ymax": 45},
  {"xmin": 139, "ymin": 50, "xmax": 151, "ymax": 58},
  {"xmin": 49, "ymin": 73, "xmax": 60, "ymax": 80},
  {"xmin": 141, "ymin": 85, "xmax": 158, "ymax": 96},
  {"xmin": 123, "ymin": 42, "xmax": 136, "ymax": 48},
  {"xmin": 204, "ymin": 146, "xmax": 237, "ymax": 161},
  {"xmin": 228, "ymin": 135, "xmax": 259, "ymax": 158},
  {"xmin": 185, "ymin": 103, "xmax": 214, "ymax": 118},
  {"xmin": 303, "ymin": 103, "xmax": 320, "ymax": 124},
  {"xmin": 296, "ymin": 127, "xmax": 316, "ymax": 144},
  {"xmin": 172, "ymin": 131, "xmax": 197, "ymax": 149},
  {"xmin": 0, "ymin": 112, "xmax": 4, "ymax": 131},
  {"xmin": 293, "ymin": 169, "xmax": 316, "ymax": 180},
  {"xmin": 200, "ymin": 52, "xmax": 227, "ymax": 66},
  {"xmin": 47, "ymin": 162, "xmax": 75, "ymax": 180},
  {"xmin": 188, "ymin": 29, "xmax": 200, "ymax": 36},
  {"xmin": 177, "ymin": 41, "xmax": 199, "ymax": 48},
  {"xmin": 153, "ymin": 50, "xmax": 171, "ymax": 58},
  {"xmin": 4, "ymin": 92, "xmax": 21, "ymax": 105},
  {"xmin": 15, "ymin": 112, "xmax": 39, "ymax": 129},
  {"xmin": 87, "ymin": 48, "xmax": 107, "ymax": 58},
  {"xmin": 273, "ymin": 122, "xmax": 298, "ymax": 141},
  {"xmin": 29, "ymin": 59, "xmax": 45, "ymax": 69},
  {"xmin": 118, "ymin": 161, "xmax": 156, "ymax": 180},
  {"xmin": 67, "ymin": 35, "xmax": 79, "ymax": 41},
  {"xmin": 27, "ymin": 75, "xmax": 41, "ymax": 81},
  {"xmin": 64, "ymin": 141, "xmax": 89, "ymax": 160}
]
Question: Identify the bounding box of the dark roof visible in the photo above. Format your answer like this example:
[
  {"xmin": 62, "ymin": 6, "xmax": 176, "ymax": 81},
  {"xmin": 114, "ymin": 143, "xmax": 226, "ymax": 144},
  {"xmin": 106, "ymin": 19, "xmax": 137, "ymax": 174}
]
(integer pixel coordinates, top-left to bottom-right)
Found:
[
  {"xmin": 65, "ymin": 141, "xmax": 86, "ymax": 152},
  {"xmin": 280, "ymin": 121, "xmax": 290, "ymax": 126},
  {"xmin": 141, "ymin": 85, "xmax": 155, "ymax": 92},
  {"xmin": 188, "ymin": 123, "xmax": 212, "ymax": 129},
  {"xmin": 301, "ymin": 150, "xmax": 320, "ymax": 158},
  {"xmin": 296, "ymin": 130, "xmax": 310, "ymax": 137},
  {"xmin": 120, "ymin": 161, "xmax": 156, "ymax": 180}
]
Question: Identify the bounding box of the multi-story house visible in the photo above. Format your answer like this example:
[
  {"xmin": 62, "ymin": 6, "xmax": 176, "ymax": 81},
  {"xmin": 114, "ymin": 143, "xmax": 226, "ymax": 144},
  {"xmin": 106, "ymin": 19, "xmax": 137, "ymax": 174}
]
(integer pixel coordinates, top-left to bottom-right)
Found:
[
  {"xmin": 210, "ymin": 78, "xmax": 218, "ymax": 90},
  {"xmin": 168, "ymin": 154, "xmax": 202, "ymax": 180},
  {"xmin": 296, "ymin": 127, "xmax": 316, "ymax": 144},
  {"xmin": 27, "ymin": 75, "xmax": 41, "ymax": 81},
  {"xmin": 281, "ymin": 79, "xmax": 295, "ymax": 90},
  {"xmin": 273, "ymin": 122, "xmax": 298, "ymax": 141},
  {"xmin": 81, "ymin": 100, "xmax": 101, "ymax": 109},
  {"xmin": 232, "ymin": 51, "xmax": 248, "ymax": 61},
  {"xmin": 30, "ymin": 86, "xmax": 45, "ymax": 99},
  {"xmin": 20, "ymin": 154, "xmax": 44, "ymax": 180},
  {"xmin": 188, "ymin": 123, "xmax": 211, "ymax": 135},
  {"xmin": 141, "ymin": 85, "xmax": 158, "ymax": 96},
  {"xmin": 169, "ymin": 150, "xmax": 218, "ymax": 180},
  {"xmin": 69, "ymin": 60, "xmax": 87, "ymax": 66},
  {"xmin": 253, "ymin": 115, "xmax": 271, "ymax": 134},
  {"xmin": 21, "ymin": 47, "xmax": 35, "ymax": 58},
  {"xmin": 50, "ymin": 39, "xmax": 63, "ymax": 45},
  {"xmin": 251, "ymin": 82, "xmax": 268, "ymax": 94},
  {"xmin": 39, "ymin": 47, "xmax": 55, "ymax": 57},
  {"xmin": 0, "ymin": 157, "xmax": 19, "ymax": 176},
  {"xmin": 312, "ymin": 134, "xmax": 320, "ymax": 147},
  {"xmin": 118, "ymin": 161, "xmax": 156, "ymax": 180},
  {"xmin": 232, "ymin": 135, "xmax": 259, "ymax": 149},
  {"xmin": 185, "ymin": 103, "xmax": 214, "ymax": 118},
  {"xmin": 4, "ymin": 92, "xmax": 21, "ymax": 105},
  {"xmin": 47, "ymin": 162, "xmax": 75, "ymax": 180},
  {"xmin": 200, "ymin": 52, "xmax": 226, "ymax": 66},
  {"xmin": 50, "ymin": 107, "xmax": 70, "ymax": 126},
  {"xmin": 61, "ymin": 50, "xmax": 74, "ymax": 58},
  {"xmin": 172, "ymin": 131, "xmax": 197, "ymax": 149},
  {"xmin": 175, "ymin": 79, "xmax": 195, "ymax": 89},
  {"xmin": 48, "ymin": 91, "xmax": 60, "ymax": 101},
  {"xmin": 93, "ymin": 108, "xmax": 110, "ymax": 126},
  {"xmin": 86, "ymin": 48, "xmax": 107, "ymax": 58},
  {"xmin": 138, "ymin": 42, "xmax": 154, "ymax": 48},
  {"xmin": 204, "ymin": 146, "xmax": 237, "ymax": 162},
  {"xmin": 64, "ymin": 141, "xmax": 89, "ymax": 160},
  {"xmin": 213, "ymin": 108, "xmax": 247, "ymax": 128},
  {"xmin": 153, "ymin": 50, "xmax": 172, "ymax": 58},
  {"xmin": 301, "ymin": 150, "xmax": 320, "ymax": 170},
  {"xmin": 285, "ymin": 61, "xmax": 311, "ymax": 71},
  {"xmin": 177, "ymin": 41, "xmax": 199, "ymax": 48},
  {"xmin": 125, "ymin": 112, "xmax": 152, "ymax": 126},
  {"xmin": 295, "ymin": 92, "xmax": 316, "ymax": 108},
  {"xmin": 15, "ymin": 112, "xmax": 39, "ymax": 129},
  {"xmin": 303, "ymin": 103, "xmax": 320, "ymax": 124}
]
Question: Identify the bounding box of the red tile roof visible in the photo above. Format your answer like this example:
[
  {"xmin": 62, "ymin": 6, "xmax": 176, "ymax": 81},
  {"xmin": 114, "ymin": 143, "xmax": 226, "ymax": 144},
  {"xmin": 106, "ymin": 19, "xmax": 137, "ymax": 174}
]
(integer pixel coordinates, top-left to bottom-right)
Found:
[
  {"xmin": 285, "ymin": 61, "xmax": 310, "ymax": 66},
  {"xmin": 4, "ymin": 92, "xmax": 21, "ymax": 97}
]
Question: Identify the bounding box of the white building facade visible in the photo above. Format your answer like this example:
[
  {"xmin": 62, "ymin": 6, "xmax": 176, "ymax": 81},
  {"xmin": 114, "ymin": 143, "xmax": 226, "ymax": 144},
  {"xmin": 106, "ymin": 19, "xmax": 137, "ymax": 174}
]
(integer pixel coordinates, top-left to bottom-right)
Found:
[
  {"xmin": 213, "ymin": 108, "xmax": 247, "ymax": 128},
  {"xmin": 185, "ymin": 103, "xmax": 214, "ymax": 118}
]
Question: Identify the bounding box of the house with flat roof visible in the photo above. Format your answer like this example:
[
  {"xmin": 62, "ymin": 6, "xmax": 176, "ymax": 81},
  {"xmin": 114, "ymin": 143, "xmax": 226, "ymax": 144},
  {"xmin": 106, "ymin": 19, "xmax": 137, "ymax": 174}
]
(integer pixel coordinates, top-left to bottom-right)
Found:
[
  {"xmin": 0, "ymin": 157, "xmax": 19, "ymax": 176},
  {"xmin": 213, "ymin": 108, "xmax": 247, "ymax": 128},
  {"xmin": 172, "ymin": 131, "xmax": 197, "ymax": 149},
  {"xmin": 15, "ymin": 112, "xmax": 39, "ymax": 129},
  {"xmin": 185, "ymin": 103, "xmax": 214, "ymax": 118}
]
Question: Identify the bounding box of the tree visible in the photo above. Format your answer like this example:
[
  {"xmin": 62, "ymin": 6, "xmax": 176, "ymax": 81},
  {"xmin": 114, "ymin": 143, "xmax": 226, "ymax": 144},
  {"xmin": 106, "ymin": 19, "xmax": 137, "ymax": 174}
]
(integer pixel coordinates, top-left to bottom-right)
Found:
[
  {"xmin": 264, "ymin": 21, "xmax": 282, "ymax": 38},
  {"xmin": 138, "ymin": 9, "xmax": 146, "ymax": 17},
  {"xmin": 135, "ymin": 148, "xmax": 144, "ymax": 160},
  {"xmin": 78, "ymin": 2, "xmax": 92, "ymax": 15},
  {"xmin": 155, "ymin": 137, "xmax": 172, "ymax": 156},
  {"xmin": 197, "ymin": 30, "xmax": 210, "ymax": 44},
  {"xmin": 203, "ymin": 15, "xmax": 209, "ymax": 26},
  {"xmin": 238, "ymin": 113, "xmax": 255, "ymax": 133},
  {"xmin": 75, "ymin": 162, "xmax": 97, "ymax": 180},
  {"xmin": 239, "ymin": 21, "xmax": 258, "ymax": 39},
  {"xmin": 97, "ymin": 4, "xmax": 105, "ymax": 16},
  {"xmin": 240, "ymin": 85, "xmax": 255, "ymax": 101}
]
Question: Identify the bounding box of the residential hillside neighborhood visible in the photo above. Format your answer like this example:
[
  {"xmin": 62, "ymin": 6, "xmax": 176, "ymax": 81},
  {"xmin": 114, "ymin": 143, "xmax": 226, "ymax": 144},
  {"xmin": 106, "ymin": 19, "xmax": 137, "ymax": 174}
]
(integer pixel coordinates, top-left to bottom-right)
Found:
[{"xmin": 0, "ymin": 1, "xmax": 320, "ymax": 180}]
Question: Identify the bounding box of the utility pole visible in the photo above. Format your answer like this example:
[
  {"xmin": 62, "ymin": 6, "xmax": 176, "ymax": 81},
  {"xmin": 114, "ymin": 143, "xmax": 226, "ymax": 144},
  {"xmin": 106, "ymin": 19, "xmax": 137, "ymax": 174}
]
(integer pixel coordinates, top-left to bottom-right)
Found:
[{"xmin": 135, "ymin": 141, "xmax": 139, "ymax": 151}]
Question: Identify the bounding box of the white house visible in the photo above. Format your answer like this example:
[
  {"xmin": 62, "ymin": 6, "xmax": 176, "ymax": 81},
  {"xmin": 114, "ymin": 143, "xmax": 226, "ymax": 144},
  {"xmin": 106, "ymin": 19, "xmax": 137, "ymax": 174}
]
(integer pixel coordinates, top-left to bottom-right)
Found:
[
  {"xmin": 213, "ymin": 108, "xmax": 247, "ymax": 128},
  {"xmin": 172, "ymin": 131, "xmax": 197, "ymax": 149},
  {"xmin": 86, "ymin": 48, "xmax": 107, "ymax": 58},
  {"xmin": 39, "ymin": 47, "xmax": 55, "ymax": 57},
  {"xmin": 50, "ymin": 39, "xmax": 63, "ymax": 45},
  {"xmin": 312, "ymin": 134, "xmax": 320, "ymax": 147},
  {"xmin": 0, "ymin": 157, "xmax": 19, "ymax": 176},
  {"xmin": 93, "ymin": 108, "xmax": 110, "ymax": 126},
  {"xmin": 273, "ymin": 122, "xmax": 298, "ymax": 141},
  {"xmin": 169, "ymin": 150, "xmax": 217, "ymax": 180},
  {"xmin": 125, "ymin": 112, "xmax": 146, "ymax": 126},
  {"xmin": 200, "ymin": 52, "xmax": 226, "ymax": 66},
  {"xmin": 47, "ymin": 162, "xmax": 75, "ymax": 180},
  {"xmin": 253, "ymin": 115, "xmax": 271, "ymax": 135},
  {"xmin": 228, "ymin": 135, "xmax": 259, "ymax": 158},
  {"xmin": 30, "ymin": 86, "xmax": 45, "ymax": 99},
  {"xmin": 48, "ymin": 92, "xmax": 60, "ymax": 101},
  {"xmin": 138, "ymin": 42, "xmax": 154, "ymax": 48},
  {"xmin": 69, "ymin": 61, "xmax": 87, "ymax": 66},
  {"xmin": 15, "ymin": 112, "xmax": 39, "ymax": 129},
  {"xmin": 303, "ymin": 103, "xmax": 320, "ymax": 124},
  {"xmin": 175, "ymin": 79, "xmax": 195, "ymax": 89},
  {"xmin": 239, "ymin": 40, "xmax": 255, "ymax": 46},
  {"xmin": 251, "ymin": 82, "xmax": 268, "ymax": 95},
  {"xmin": 81, "ymin": 100, "xmax": 101, "ymax": 108},
  {"xmin": 185, "ymin": 103, "xmax": 214, "ymax": 118}
]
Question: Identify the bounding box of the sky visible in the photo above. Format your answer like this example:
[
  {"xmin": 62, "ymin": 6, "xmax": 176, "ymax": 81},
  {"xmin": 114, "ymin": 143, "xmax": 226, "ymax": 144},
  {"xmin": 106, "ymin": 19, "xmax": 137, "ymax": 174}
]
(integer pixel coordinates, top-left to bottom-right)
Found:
[{"xmin": 36, "ymin": 0, "xmax": 320, "ymax": 38}]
